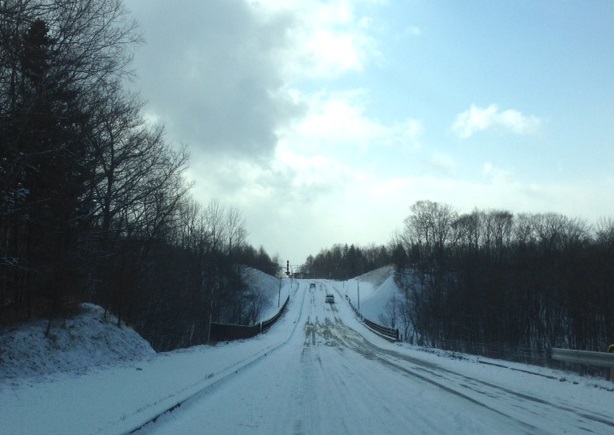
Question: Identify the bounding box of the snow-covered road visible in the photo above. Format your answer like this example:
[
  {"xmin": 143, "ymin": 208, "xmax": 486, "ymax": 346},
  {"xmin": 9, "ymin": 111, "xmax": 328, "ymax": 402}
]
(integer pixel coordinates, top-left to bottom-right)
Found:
[
  {"xmin": 139, "ymin": 280, "xmax": 614, "ymax": 435},
  {"xmin": 2, "ymin": 278, "xmax": 612, "ymax": 434}
]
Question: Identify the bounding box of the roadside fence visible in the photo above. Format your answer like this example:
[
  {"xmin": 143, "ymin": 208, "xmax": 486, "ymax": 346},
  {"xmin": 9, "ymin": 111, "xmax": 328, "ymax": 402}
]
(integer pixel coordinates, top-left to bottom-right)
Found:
[{"xmin": 209, "ymin": 296, "xmax": 289, "ymax": 343}]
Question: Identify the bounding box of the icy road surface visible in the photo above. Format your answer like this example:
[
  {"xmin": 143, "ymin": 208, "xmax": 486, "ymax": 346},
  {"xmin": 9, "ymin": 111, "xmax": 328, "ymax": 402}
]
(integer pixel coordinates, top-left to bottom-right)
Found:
[{"xmin": 140, "ymin": 280, "xmax": 614, "ymax": 435}]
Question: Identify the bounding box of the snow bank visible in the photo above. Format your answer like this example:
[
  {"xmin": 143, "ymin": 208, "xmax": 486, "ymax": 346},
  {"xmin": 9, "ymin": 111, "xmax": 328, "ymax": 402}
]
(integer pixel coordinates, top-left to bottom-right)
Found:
[
  {"xmin": 0, "ymin": 303, "xmax": 154, "ymax": 384},
  {"xmin": 357, "ymin": 266, "xmax": 400, "ymax": 321},
  {"xmin": 341, "ymin": 266, "xmax": 400, "ymax": 323}
]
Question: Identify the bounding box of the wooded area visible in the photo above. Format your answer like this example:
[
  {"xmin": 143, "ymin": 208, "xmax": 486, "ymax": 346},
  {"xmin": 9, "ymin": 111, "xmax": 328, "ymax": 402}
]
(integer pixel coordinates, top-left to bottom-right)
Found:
[
  {"xmin": 392, "ymin": 200, "xmax": 614, "ymax": 359},
  {"xmin": 0, "ymin": 0, "xmax": 279, "ymax": 351},
  {"xmin": 304, "ymin": 243, "xmax": 391, "ymax": 280}
]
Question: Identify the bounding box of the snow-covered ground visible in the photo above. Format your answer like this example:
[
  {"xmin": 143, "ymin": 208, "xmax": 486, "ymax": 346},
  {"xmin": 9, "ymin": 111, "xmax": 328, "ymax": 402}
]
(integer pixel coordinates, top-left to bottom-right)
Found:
[
  {"xmin": 0, "ymin": 303, "xmax": 155, "ymax": 383},
  {"xmin": 1, "ymin": 270, "xmax": 613, "ymax": 434},
  {"xmin": 340, "ymin": 265, "xmax": 400, "ymax": 323}
]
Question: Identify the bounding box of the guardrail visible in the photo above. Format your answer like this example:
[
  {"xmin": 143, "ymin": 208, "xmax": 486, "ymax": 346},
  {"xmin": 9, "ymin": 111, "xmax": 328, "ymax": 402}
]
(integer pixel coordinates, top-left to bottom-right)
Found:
[
  {"xmin": 552, "ymin": 347, "xmax": 614, "ymax": 381},
  {"xmin": 551, "ymin": 348, "xmax": 614, "ymax": 367},
  {"xmin": 347, "ymin": 297, "xmax": 399, "ymax": 342},
  {"xmin": 347, "ymin": 297, "xmax": 362, "ymax": 320},
  {"xmin": 363, "ymin": 317, "xmax": 399, "ymax": 341},
  {"xmin": 210, "ymin": 296, "xmax": 289, "ymax": 342},
  {"xmin": 262, "ymin": 296, "xmax": 289, "ymax": 333}
]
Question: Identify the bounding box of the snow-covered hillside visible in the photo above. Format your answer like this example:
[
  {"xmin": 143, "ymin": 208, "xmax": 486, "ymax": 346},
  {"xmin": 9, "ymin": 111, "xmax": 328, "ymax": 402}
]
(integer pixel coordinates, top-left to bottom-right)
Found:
[
  {"xmin": 0, "ymin": 268, "xmax": 287, "ymax": 384},
  {"xmin": 355, "ymin": 265, "xmax": 399, "ymax": 321},
  {"xmin": 242, "ymin": 267, "xmax": 289, "ymax": 320},
  {"xmin": 338, "ymin": 265, "xmax": 408, "ymax": 331},
  {"xmin": 0, "ymin": 303, "xmax": 155, "ymax": 384}
]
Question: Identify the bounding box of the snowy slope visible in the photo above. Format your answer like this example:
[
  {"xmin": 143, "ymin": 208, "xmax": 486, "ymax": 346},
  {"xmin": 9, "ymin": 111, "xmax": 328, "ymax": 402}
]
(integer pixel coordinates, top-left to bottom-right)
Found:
[
  {"xmin": 0, "ymin": 303, "xmax": 154, "ymax": 384},
  {"xmin": 341, "ymin": 265, "xmax": 405, "ymax": 326},
  {"xmin": 0, "ymin": 269, "xmax": 285, "ymax": 385},
  {"xmin": 242, "ymin": 267, "xmax": 288, "ymax": 320},
  {"xmin": 356, "ymin": 265, "xmax": 399, "ymax": 321}
]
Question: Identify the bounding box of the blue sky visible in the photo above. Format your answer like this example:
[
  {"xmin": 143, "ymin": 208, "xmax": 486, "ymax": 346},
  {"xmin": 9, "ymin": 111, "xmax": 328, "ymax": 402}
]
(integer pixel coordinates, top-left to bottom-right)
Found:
[{"xmin": 127, "ymin": 0, "xmax": 614, "ymax": 263}]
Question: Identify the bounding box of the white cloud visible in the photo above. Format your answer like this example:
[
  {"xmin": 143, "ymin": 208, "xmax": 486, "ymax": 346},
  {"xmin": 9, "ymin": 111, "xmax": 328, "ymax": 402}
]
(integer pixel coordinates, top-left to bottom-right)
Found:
[
  {"xmin": 248, "ymin": 0, "xmax": 382, "ymax": 79},
  {"xmin": 452, "ymin": 104, "xmax": 541, "ymax": 139},
  {"xmin": 287, "ymin": 91, "xmax": 423, "ymax": 153},
  {"xmin": 274, "ymin": 142, "xmax": 355, "ymax": 193},
  {"xmin": 483, "ymin": 162, "xmax": 511, "ymax": 184},
  {"xmin": 130, "ymin": 0, "xmax": 385, "ymax": 163}
]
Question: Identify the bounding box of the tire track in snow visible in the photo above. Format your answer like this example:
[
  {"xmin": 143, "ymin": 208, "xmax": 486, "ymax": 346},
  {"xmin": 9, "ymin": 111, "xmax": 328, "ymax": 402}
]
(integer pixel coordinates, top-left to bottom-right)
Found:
[
  {"xmin": 325, "ymin": 319, "xmax": 613, "ymax": 434},
  {"xmin": 303, "ymin": 294, "xmax": 510, "ymax": 434},
  {"xmin": 367, "ymin": 340, "xmax": 614, "ymax": 431}
]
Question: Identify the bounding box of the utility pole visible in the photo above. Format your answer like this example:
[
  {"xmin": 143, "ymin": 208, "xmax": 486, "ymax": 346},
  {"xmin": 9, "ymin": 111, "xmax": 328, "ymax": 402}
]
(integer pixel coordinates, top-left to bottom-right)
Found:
[{"xmin": 278, "ymin": 274, "xmax": 282, "ymax": 307}]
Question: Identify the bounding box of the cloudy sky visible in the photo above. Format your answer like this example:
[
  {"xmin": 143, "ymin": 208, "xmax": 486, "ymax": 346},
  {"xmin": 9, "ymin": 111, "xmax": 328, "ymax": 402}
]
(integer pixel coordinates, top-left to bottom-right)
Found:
[{"xmin": 126, "ymin": 0, "xmax": 614, "ymax": 263}]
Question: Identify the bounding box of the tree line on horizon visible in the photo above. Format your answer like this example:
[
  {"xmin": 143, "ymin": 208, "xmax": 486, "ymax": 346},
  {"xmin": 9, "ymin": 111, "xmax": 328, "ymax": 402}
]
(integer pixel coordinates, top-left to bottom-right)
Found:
[
  {"xmin": 0, "ymin": 0, "xmax": 279, "ymax": 351},
  {"xmin": 388, "ymin": 200, "xmax": 614, "ymax": 358},
  {"xmin": 302, "ymin": 243, "xmax": 392, "ymax": 280}
]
